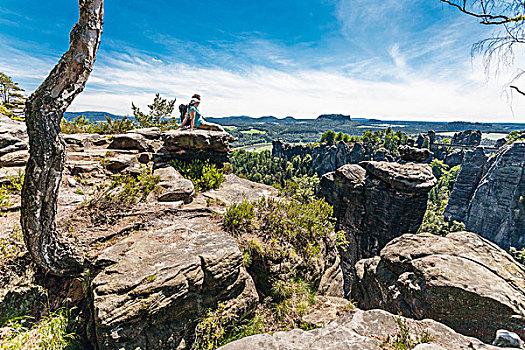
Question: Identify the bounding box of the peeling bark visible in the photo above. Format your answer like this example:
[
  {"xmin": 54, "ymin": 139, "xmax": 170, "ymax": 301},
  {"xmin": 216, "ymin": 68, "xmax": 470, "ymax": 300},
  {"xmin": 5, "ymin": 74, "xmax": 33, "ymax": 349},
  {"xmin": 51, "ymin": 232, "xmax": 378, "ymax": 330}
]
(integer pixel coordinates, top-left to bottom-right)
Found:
[{"xmin": 21, "ymin": 0, "xmax": 104, "ymax": 276}]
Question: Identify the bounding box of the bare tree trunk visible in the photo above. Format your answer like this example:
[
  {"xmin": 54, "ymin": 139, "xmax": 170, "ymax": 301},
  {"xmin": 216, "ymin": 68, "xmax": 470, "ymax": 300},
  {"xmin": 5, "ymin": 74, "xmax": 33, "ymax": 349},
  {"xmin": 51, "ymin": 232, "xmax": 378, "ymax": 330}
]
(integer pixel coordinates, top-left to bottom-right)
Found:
[{"xmin": 21, "ymin": 0, "xmax": 104, "ymax": 276}]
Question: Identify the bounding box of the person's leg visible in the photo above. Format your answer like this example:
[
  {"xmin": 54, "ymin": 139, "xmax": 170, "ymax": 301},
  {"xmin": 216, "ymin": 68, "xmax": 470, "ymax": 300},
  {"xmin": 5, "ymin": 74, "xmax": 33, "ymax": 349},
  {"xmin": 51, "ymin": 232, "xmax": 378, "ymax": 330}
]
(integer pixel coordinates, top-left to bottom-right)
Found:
[{"xmin": 197, "ymin": 121, "xmax": 225, "ymax": 132}]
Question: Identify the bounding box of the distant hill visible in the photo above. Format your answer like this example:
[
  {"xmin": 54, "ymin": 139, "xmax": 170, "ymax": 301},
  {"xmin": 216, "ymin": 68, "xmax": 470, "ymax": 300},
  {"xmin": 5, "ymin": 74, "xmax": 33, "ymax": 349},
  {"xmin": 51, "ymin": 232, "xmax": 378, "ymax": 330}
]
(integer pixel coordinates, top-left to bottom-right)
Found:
[
  {"xmin": 64, "ymin": 111, "xmax": 125, "ymax": 122},
  {"xmin": 316, "ymin": 114, "xmax": 351, "ymax": 122}
]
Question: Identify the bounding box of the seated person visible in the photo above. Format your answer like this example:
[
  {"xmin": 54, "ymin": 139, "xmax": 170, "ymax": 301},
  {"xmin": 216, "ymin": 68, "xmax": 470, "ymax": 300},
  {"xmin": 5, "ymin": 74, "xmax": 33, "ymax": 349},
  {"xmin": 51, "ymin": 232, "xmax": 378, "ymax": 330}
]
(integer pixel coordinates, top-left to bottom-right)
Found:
[{"xmin": 181, "ymin": 94, "xmax": 224, "ymax": 131}]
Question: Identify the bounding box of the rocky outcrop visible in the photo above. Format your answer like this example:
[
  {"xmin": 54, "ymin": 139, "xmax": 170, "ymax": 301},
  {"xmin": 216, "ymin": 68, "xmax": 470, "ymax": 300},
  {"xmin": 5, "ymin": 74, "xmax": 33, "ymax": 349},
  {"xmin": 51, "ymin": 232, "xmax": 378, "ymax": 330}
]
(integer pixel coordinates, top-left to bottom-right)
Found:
[
  {"xmin": 202, "ymin": 174, "xmax": 276, "ymax": 207},
  {"xmin": 353, "ymin": 232, "xmax": 525, "ymax": 343},
  {"xmin": 219, "ymin": 308, "xmax": 501, "ymax": 350},
  {"xmin": 444, "ymin": 147, "xmax": 487, "ymax": 223},
  {"xmin": 399, "ymin": 145, "xmax": 431, "ymax": 162},
  {"xmin": 312, "ymin": 141, "xmax": 351, "ymax": 175},
  {"xmin": 453, "ymin": 129, "xmax": 482, "ymax": 146},
  {"xmin": 0, "ymin": 116, "xmax": 27, "ymax": 157},
  {"xmin": 416, "ymin": 130, "xmax": 436, "ymax": 148},
  {"xmin": 92, "ymin": 209, "xmax": 258, "ymax": 350},
  {"xmin": 272, "ymin": 139, "xmax": 313, "ymax": 160},
  {"xmin": 320, "ymin": 161, "xmax": 436, "ymax": 294},
  {"xmin": 272, "ymin": 139, "xmax": 366, "ymax": 175},
  {"xmin": 444, "ymin": 148, "xmax": 464, "ymax": 167},
  {"xmin": 445, "ymin": 142, "xmax": 525, "ymax": 249},
  {"xmin": 153, "ymin": 166, "xmax": 195, "ymax": 203},
  {"xmin": 108, "ymin": 133, "xmax": 152, "ymax": 152},
  {"xmin": 154, "ymin": 129, "xmax": 236, "ymax": 166}
]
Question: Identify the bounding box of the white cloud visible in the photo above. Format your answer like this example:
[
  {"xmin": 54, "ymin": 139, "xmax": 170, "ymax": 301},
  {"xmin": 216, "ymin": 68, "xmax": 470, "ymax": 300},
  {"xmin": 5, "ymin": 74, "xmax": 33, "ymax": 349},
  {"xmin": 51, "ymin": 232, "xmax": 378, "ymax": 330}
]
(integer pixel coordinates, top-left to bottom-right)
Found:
[{"xmin": 62, "ymin": 51, "xmax": 525, "ymax": 122}]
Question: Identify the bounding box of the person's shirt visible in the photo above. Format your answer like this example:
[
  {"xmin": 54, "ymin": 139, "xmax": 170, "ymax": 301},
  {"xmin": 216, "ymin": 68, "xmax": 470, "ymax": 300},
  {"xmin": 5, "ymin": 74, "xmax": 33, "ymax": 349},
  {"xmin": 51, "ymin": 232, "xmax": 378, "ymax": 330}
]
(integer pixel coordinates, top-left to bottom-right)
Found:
[{"xmin": 189, "ymin": 106, "xmax": 203, "ymax": 122}]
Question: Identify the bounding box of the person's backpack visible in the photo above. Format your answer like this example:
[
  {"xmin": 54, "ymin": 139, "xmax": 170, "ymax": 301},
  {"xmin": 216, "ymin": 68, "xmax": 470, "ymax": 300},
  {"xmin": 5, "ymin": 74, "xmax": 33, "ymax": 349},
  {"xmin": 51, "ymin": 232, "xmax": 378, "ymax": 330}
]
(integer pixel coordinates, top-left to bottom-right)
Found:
[{"xmin": 179, "ymin": 104, "xmax": 188, "ymax": 120}]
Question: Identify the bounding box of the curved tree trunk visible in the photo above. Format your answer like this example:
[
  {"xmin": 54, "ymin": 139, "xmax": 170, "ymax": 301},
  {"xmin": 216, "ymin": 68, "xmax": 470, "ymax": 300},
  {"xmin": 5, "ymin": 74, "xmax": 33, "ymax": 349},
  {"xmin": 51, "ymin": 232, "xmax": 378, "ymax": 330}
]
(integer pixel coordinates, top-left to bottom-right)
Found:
[{"xmin": 21, "ymin": 0, "xmax": 104, "ymax": 276}]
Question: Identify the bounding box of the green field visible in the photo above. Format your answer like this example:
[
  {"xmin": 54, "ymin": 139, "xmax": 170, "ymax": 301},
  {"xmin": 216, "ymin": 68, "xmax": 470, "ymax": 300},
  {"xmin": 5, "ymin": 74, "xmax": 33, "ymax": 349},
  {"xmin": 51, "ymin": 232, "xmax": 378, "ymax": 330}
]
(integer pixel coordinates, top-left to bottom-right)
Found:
[
  {"xmin": 240, "ymin": 128, "xmax": 266, "ymax": 135},
  {"xmin": 223, "ymin": 125, "xmax": 237, "ymax": 131},
  {"xmin": 482, "ymin": 133, "xmax": 508, "ymax": 141},
  {"xmin": 235, "ymin": 143, "xmax": 272, "ymax": 153}
]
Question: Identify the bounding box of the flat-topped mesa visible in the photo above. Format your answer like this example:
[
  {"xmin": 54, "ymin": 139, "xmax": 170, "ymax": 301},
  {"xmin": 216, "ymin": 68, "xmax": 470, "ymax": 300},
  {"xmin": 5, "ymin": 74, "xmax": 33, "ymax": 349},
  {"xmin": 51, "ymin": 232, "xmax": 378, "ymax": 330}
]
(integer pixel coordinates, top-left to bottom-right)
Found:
[
  {"xmin": 154, "ymin": 129, "xmax": 237, "ymax": 166},
  {"xmin": 319, "ymin": 161, "xmax": 436, "ymax": 295}
]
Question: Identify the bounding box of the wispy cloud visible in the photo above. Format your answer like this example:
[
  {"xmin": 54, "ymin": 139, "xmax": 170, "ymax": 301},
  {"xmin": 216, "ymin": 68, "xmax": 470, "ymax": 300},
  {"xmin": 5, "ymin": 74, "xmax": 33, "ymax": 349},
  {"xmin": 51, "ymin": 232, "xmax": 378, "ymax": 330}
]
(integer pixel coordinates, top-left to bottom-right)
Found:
[{"xmin": 61, "ymin": 49, "xmax": 525, "ymax": 122}]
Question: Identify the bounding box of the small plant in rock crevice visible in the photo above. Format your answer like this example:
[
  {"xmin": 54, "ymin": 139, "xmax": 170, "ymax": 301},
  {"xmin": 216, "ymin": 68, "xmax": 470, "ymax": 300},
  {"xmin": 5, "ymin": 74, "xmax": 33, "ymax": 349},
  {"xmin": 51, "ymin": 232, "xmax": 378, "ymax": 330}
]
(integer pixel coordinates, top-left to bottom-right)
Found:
[
  {"xmin": 380, "ymin": 316, "xmax": 433, "ymax": 350},
  {"xmin": 84, "ymin": 166, "xmax": 160, "ymax": 224},
  {"xmin": 0, "ymin": 225, "xmax": 24, "ymax": 263}
]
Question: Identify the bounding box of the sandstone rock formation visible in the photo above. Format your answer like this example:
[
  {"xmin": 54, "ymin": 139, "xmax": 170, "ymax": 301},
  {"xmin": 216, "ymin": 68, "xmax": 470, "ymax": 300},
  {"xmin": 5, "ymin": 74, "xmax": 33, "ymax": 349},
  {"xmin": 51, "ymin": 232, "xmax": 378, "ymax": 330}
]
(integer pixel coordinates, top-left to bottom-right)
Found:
[
  {"xmin": 444, "ymin": 142, "xmax": 525, "ymax": 249},
  {"xmin": 444, "ymin": 148, "xmax": 464, "ymax": 167},
  {"xmin": 453, "ymin": 129, "xmax": 482, "ymax": 146},
  {"xmin": 320, "ymin": 161, "xmax": 436, "ymax": 294},
  {"xmin": 399, "ymin": 145, "xmax": 431, "ymax": 162},
  {"xmin": 155, "ymin": 129, "xmax": 236, "ymax": 166},
  {"xmin": 272, "ymin": 139, "xmax": 366, "ymax": 175},
  {"xmin": 153, "ymin": 166, "xmax": 195, "ymax": 203},
  {"xmin": 92, "ymin": 209, "xmax": 258, "ymax": 350},
  {"xmin": 219, "ymin": 308, "xmax": 501, "ymax": 350},
  {"xmin": 353, "ymin": 232, "xmax": 525, "ymax": 343}
]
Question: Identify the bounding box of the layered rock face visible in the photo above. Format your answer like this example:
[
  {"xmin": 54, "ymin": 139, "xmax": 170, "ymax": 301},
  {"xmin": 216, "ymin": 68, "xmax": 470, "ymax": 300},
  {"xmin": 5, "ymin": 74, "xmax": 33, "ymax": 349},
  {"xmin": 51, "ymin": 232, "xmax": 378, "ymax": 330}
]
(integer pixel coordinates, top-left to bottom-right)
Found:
[
  {"xmin": 444, "ymin": 142, "xmax": 525, "ymax": 249},
  {"xmin": 452, "ymin": 129, "xmax": 482, "ymax": 146},
  {"xmin": 319, "ymin": 161, "xmax": 436, "ymax": 293},
  {"xmin": 155, "ymin": 129, "xmax": 236, "ymax": 166},
  {"xmin": 353, "ymin": 232, "xmax": 525, "ymax": 343},
  {"xmin": 399, "ymin": 145, "xmax": 431, "ymax": 162},
  {"xmin": 92, "ymin": 209, "xmax": 258, "ymax": 350},
  {"xmin": 219, "ymin": 308, "xmax": 501, "ymax": 350}
]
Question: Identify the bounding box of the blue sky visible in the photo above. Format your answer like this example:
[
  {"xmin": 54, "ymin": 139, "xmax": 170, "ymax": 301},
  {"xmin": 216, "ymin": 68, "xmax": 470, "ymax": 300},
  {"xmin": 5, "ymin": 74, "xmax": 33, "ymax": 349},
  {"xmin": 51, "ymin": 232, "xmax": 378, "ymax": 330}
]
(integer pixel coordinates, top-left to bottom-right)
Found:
[{"xmin": 1, "ymin": 0, "xmax": 525, "ymax": 121}]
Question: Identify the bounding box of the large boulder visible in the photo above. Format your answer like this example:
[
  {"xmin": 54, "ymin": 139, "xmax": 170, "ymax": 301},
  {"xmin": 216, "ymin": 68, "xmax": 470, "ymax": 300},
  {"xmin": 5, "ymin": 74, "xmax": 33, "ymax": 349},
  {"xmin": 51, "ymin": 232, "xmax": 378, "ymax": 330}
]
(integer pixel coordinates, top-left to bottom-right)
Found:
[
  {"xmin": 155, "ymin": 129, "xmax": 236, "ymax": 165},
  {"xmin": 320, "ymin": 162, "xmax": 436, "ymax": 294},
  {"xmin": 202, "ymin": 174, "xmax": 276, "ymax": 207},
  {"xmin": 219, "ymin": 308, "xmax": 501, "ymax": 350},
  {"xmin": 92, "ymin": 209, "xmax": 258, "ymax": 350},
  {"xmin": 399, "ymin": 145, "xmax": 431, "ymax": 162},
  {"xmin": 353, "ymin": 232, "xmax": 525, "ymax": 343},
  {"xmin": 445, "ymin": 142, "xmax": 525, "ymax": 249},
  {"xmin": 153, "ymin": 166, "xmax": 195, "ymax": 203}
]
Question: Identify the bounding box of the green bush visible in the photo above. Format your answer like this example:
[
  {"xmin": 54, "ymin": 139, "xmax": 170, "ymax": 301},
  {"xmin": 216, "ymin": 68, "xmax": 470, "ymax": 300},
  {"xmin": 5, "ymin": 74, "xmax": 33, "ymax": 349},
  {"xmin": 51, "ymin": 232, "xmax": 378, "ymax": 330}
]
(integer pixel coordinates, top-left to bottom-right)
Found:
[
  {"xmin": 224, "ymin": 195, "xmax": 335, "ymax": 277},
  {"xmin": 193, "ymin": 303, "xmax": 232, "ymax": 350},
  {"xmin": 61, "ymin": 115, "xmax": 136, "ymax": 135},
  {"xmin": 171, "ymin": 159, "xmax": 224, "ymax": 192},
  {"xmin": 223, "ymin": 201, "xmax": 254, "ymax": 235}
]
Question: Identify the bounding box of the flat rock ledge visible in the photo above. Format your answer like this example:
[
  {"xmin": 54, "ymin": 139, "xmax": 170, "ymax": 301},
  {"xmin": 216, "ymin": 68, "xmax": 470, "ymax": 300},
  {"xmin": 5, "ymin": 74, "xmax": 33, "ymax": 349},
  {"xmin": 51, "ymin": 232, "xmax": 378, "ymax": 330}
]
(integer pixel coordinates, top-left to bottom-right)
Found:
[
  {"xmin": 353, "ymin": 232, "xmax": 525, "ymax": 343},
  {"xmin": 219, "ymin": 308, "xmax": 502, "ymax": 350},
  {"xmin": 154, "ymin": 129, "xmax": 237, "ymax": 165},
  {"xmin": 92, "ymin": 209, "xmax": 257, "ymax": 350},
  {"xmin": 359, "ymin": 161, "xmax": 437, "ymax": 192}
]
